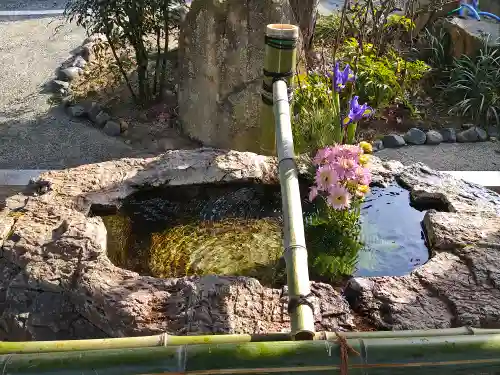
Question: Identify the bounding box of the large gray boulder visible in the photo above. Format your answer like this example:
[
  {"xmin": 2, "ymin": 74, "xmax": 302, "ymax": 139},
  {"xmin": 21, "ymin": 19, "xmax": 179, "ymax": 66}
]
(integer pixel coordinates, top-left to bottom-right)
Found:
[{"xmin": 178, "ymin": 0, "xmax": 297, "ymax": 153}]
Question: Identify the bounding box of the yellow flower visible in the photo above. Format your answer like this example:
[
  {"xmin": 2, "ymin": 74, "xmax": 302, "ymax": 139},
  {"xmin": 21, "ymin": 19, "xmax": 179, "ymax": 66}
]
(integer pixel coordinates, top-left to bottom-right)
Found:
[
  {"xmin": 359, "ymin": 154, "xmax": 370, "ymax": 166},
  {"xmin": 357, "ymin": 184, "xmax": 370, "ymax": 194},
  {"xmin": 359, "ymin": 141, "xmax": 373, "ymax": 154}
]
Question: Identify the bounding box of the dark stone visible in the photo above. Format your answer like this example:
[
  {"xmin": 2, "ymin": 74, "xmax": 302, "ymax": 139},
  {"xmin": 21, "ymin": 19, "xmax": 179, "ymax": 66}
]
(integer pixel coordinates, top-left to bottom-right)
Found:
[
  {"xmin": 382, "ymin": 134, "xmax": 406, "ymax": 148},
  {"xmin": 439, "ymin": 128, "xmax": 457, "ymax": 143},
  {"xmin": 457, "ymin": 127, "xmax": 479, "ymax": 142},
  {"xmin": 403, "ymin": 128, "xmax": 426, "ymax": 145},
  {"xmin": 103, "ymin": 121, "xmax": 121, "ymax": 136},
  {"xmin": 51, "ymin": 80, "xmax": 70, "ymax": 92},
  {"xmin": 57, "ymin": 67, "xmax": 82, "ymax": 82},
  {"xmin": 475, "ymin": 127, "xmax": 489, "ymax": 142},
  {"xmin": 67, "ymin": 105, "xmax": 85, "ymax": 118},
  {"xmin": 72, "ymin": 55, "xmax": 87, "ymax": 69},
  {"xmin": 86, "ymin": 102, "xmax": 103, "ymax": 123},
  {"xmin": 425, "ymin": 130, "xmax": 443, "ymax": 145},
  {"xmin": 372, "ymin": 139, "xmax": 384, "ymax": 152},
  {"xmin": 94, "ymin": 111, "xmax": 111, "ymax": 128},
  {"xmin": 487, "ymin": 125, "xmax": 499, "ymax": 138}
]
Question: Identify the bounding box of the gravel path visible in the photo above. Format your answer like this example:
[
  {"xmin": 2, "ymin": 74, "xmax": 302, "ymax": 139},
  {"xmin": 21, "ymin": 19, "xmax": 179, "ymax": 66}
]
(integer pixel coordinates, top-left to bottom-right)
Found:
[
  {"xmin": 0, "ymin": 0, "xmax": 66, "ymax": 11},
  {"xmin": 376, "ymin": 142, "xmax": 500, "ymax": 171},
  {"xmin": 0, "ymin": 17, "xmax": 139, "ymax": 169}
]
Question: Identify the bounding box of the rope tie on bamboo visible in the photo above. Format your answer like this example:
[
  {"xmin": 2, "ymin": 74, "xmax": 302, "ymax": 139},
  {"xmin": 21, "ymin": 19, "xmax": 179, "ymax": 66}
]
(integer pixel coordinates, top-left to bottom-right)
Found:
[
  {"xmin": 285, "ymin": 242, "xmax": 315, "ymax": 314},
  {"xmin": 287, "ymin": 293, "xmax": 315, "ymax": 314},
  {"xmin": 335, "ymin": 331, "xmax": 360, "ymax": 375}
]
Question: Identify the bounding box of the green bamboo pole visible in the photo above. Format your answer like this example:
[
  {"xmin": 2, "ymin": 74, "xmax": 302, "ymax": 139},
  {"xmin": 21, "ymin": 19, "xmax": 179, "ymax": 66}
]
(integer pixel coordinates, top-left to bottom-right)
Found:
[
  {"xmin": 1, "ymin": 327, "xmax": 499, "ymax": 355},
  {"xmin": 273, "ymin": 79, "xmax": 315, "ymax": 341},
  {"xmin": 260, "ymin": 24, "xmax": 299, "ymax": 156},
  {"xmin": 4, "ymin": 335, "xmax": 500, "ymax": 374}
]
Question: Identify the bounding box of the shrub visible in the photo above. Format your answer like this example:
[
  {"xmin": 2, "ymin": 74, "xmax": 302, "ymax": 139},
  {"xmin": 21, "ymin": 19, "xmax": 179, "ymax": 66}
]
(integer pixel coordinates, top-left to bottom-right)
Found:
[
  {"xmin": 441, "ymin": 42, "xmax": 500, "ymax": 126},
  {"xmin": 340, "ymin": 38, "xmax": 430, "ymax": 110},
  {"xmin": 65, "ymin": 0, "xmax": 187, "ymax": 106}
]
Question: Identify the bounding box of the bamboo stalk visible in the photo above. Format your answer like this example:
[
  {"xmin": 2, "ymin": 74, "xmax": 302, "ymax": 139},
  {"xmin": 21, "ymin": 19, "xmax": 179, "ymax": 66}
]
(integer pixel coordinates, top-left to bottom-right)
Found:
[
  {"xmin": 1, "ymin": 328, "xmax": 499, "ymax": 355},
  {"xmin": 274, "ymin": 79, "xmax": 315, "ymax": 340},
  {"xmin": 260, "ymin": 24, "xmax": 299, "ymax": 156},
  {"xmin": 4, "ymin": 335, "xmax": 500, "ymax": 374}
]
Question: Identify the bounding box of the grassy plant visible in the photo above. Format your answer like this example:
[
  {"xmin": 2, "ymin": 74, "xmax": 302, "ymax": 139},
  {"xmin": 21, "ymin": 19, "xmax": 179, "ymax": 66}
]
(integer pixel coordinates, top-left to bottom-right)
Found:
[
  {"xmin": 442, "ymin": 42, "xmax": 500, "ymax": 126},
  {"xmin": 304, "ymin": 200, "xmax": 363, "ymax": 281},
  {"xmin": 293, "ymin": 107, "xmax": 338, "ymax": 154}
]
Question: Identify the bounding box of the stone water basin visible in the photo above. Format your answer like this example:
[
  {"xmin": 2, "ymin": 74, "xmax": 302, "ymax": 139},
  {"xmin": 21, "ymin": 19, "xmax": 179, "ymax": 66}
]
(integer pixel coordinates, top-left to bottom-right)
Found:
[{"xmin": 99, "ymin": 180, "xmax": 430, "ymax": 284}]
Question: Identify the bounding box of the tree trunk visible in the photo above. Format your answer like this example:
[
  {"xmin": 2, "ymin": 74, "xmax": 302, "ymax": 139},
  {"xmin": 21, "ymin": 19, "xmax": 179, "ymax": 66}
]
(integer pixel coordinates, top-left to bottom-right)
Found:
[{"xmin": 289, "ymin": 0, "xmax": 319, "ymax": 66}]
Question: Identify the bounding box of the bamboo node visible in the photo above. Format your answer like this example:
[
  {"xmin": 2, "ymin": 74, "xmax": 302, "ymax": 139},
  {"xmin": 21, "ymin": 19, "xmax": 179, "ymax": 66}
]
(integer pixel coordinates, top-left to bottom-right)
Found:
[{"xmin": 335, "ymin": 331, "xmax": 360, "ymax": 375}]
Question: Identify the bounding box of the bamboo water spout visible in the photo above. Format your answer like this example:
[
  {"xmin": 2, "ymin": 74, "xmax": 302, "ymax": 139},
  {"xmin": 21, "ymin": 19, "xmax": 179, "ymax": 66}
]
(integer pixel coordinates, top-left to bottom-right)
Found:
[{"xmin": 260, "ymin": 23, "xmax": 315, "ymax": 340}]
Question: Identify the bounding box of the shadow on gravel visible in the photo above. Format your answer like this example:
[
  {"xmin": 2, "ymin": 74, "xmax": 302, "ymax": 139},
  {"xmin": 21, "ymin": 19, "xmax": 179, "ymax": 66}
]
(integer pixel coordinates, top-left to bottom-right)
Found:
[{"xmin": 0, "ymin": 104, "xmax": 141, "ymax": 170}]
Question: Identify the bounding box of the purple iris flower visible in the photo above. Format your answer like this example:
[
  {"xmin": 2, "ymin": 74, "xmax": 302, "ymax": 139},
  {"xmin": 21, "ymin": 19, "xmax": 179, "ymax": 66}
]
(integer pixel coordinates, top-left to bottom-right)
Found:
[
  {"xmin": 331, "ymin": 62, "xmax": 355, "ymax": 92},
  {"xmin": 343, "ymin": 96, "xmax": 373, "ymax": 125},
  {"xmin": 342, "ymin": 64, "xmax": 355, "ymax": 84}
]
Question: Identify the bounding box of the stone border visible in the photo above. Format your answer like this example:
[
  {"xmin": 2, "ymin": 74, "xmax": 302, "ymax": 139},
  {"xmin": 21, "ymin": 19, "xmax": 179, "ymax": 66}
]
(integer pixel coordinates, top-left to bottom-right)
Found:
[
  {"xmin": 0, "ymin": 149, "xmax": 499, "ymax": 340},
  {"xmin": 372, "ymin": 125, "xmax": 499, "ymax": 151},
  {"xmin": 49, "ymin": 34, "xmax": 129, "ymax": 138}
]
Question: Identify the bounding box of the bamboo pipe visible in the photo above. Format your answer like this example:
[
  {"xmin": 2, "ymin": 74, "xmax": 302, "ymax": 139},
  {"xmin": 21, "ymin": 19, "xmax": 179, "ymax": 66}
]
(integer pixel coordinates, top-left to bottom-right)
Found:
[
  {"xmin": 1, "ymin": 327, "xmax": 499, "ymax": 354},
  {"xmin": 5, "ymin": 334, "xmax": 500, "ymax": 374},
  {"xmin": 274, "ymin": 79, "xmax": 315, "ymax": 340},
  {"xmin": 260, "ymin": 24, "xmax": 299, "ymax": 156}
]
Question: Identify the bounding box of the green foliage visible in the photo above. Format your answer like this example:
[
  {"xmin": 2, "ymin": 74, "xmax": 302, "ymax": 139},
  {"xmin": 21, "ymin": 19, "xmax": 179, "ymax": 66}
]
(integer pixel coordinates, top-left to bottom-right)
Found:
[
  {"xmin": 385, "ymin": 14, "xmax": 415, "ymax": 32},
  {"xmin": 314, "ymin": 1, "xmax": 417, "ymax": 54},
  {"xmin": 304, "ymin": 197, "xmax": 363, "ymax": 281},
  {"xmin": 442, "ymin": 44, "xmax": 500, "ymax": 126},
  {"xmin": 293, "ymin": 107, "xmax": 338, "ymax": 155},
  {"xmin": 340, "ymin": 38, "xmax": 430, "ymax": 109},
  {"xmin": 421, "ymin": 27, "xmax": 454, "ymax": 73},
  {"xmin": 314, "ymin": 13, "xmax": 344, "ymax": 47},
  {"xmin": 65, "ymin": 0, "xmax": 186, "ymax": 105},
  {"xmin": 292, "ymin": 73, "xmax": 354, "ymax": 153}
]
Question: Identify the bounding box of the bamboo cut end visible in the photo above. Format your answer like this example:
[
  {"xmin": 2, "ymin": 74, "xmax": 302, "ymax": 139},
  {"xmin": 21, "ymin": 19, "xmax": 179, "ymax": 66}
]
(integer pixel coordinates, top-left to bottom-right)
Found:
[{"xmin": 266, "ymin": 24, "xmax": 299, "ymax": 39}]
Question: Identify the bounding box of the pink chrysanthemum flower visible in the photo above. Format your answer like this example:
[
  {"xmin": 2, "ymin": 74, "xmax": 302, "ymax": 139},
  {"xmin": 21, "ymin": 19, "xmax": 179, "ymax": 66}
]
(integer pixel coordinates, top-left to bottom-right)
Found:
[
  {"xmin": 334, "ymin": 157, "xmax": 357, "ymax": 180},
  {"xmin": 315, "ymin": 165, "xmax": 338, "ymax": 191},
  {"xmin": 313, "ymin": 147, "xmax": 333, "ymax": 166},
  {"xmin": 338, "ymin": 145, "xmax": 363, "ymax": 160},
  {"xmin": 355, "ymin": 166, "xmax": 371, "ymax": 186},
  {"xmin": 327, "ymin": 185, "xmax": 352, "ymax": 210}
]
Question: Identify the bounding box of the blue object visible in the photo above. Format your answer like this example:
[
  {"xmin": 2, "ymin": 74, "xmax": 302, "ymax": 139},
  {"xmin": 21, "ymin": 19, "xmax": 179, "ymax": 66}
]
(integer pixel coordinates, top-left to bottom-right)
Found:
[
  {"xmin": 461, "ymin": 3, "xmax": 481, "ymax": 20},
  {"xmin": 456, "ymin": 0, "xmax": 500, "ymax": 22},
  {"xmin": 478, "ymin": 11, "xmax": 500, "ymax": 22}
]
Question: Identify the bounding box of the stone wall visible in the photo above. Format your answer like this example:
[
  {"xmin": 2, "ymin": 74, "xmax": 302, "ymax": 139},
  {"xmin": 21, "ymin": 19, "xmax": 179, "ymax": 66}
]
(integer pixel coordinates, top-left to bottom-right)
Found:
[{"xmin": 178, "ymin": 0, "xmax": 296, "ymax": 153}]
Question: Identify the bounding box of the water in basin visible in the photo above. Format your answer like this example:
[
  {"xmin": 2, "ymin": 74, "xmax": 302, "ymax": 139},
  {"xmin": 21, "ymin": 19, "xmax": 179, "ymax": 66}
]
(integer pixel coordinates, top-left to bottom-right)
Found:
[{"xmin": 99, "ymin": 181, "xmax": 429, "ymax": 284}]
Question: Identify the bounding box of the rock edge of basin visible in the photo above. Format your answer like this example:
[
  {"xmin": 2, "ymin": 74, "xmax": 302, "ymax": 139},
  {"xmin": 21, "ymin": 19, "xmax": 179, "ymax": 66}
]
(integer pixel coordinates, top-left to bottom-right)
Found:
[{"xmin": 0, "ymin": 148, "xmax": 499, "ymax": 340}]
